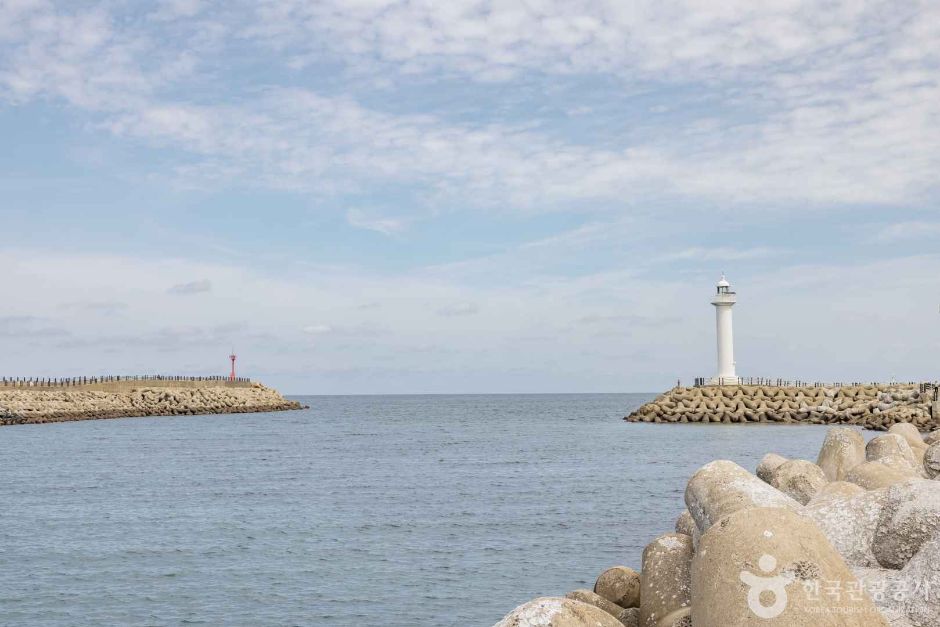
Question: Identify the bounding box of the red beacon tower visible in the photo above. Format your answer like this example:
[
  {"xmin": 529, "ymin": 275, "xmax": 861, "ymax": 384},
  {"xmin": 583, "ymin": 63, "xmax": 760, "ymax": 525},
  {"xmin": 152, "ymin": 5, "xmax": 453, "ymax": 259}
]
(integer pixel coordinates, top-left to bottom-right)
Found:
[{"xmin": 229, "ymin": 351, "xmax": 237, "ymax": 381}]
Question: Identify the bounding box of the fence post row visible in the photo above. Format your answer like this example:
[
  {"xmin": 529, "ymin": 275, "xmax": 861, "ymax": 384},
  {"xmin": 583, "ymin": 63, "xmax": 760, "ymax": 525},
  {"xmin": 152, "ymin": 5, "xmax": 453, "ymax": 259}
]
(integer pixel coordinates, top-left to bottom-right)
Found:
[
  {"xmin": 1, "ymin": 375, "xmax": 251, "ymax": 387},
  {"xmin": 689, "ymin": 378, "xmax": 938, "ymax": 390}
]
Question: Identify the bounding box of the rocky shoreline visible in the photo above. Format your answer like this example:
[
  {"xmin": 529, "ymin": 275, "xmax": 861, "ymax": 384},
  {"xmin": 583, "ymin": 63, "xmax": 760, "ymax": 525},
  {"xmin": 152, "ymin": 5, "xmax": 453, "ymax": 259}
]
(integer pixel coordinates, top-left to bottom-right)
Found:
[
  {"xmin": 626, "ymin": 384, "xmax": 939, "ymax": 431},
  {"xmin": 495, "ymin": 422, "xmax": 940, "ymax": 626},
  {"xmin": 0, "ymin": 383, "xmax": 303, "ymax": 426}
]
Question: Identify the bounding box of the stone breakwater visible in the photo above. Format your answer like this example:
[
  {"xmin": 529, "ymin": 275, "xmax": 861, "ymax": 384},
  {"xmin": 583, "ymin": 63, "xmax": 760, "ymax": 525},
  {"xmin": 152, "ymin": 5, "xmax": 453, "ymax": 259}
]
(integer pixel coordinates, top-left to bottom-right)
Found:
[
  {"xmin": 494, "ymin": 423, "xmax": 940, "ymax": 626},
  {"xmin": 625, "ymin": 384, "xmax": 938, "ymax": 431},
  {"xmin": 0, "ymin": 383, "xmax": 303, "ymax": 426}
]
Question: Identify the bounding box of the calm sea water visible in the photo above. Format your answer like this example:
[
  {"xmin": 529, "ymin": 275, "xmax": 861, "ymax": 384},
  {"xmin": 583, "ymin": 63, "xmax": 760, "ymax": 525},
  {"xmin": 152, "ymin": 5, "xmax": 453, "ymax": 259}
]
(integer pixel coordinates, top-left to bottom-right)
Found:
[{"xmin": 0, "ymin": 394, "xmax": 846, "ymax": 626}]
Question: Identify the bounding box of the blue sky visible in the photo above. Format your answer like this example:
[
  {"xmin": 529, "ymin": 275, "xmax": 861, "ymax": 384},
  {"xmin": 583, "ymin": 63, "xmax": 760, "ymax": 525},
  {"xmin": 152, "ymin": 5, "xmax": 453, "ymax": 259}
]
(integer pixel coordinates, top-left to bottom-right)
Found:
[{"xmin": 1, "ymin": 0, "xmax": 939, "ymax": 393}]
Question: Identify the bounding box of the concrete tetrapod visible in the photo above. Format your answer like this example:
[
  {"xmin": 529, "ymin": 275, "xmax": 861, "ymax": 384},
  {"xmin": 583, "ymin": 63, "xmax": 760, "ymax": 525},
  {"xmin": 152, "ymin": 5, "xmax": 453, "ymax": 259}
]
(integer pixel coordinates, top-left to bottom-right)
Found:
[
  {"xmin": 899, "ymin": 533, "xmax": 940, "ymax": 627},
  {"xmin": 493, "ymin": 597, "xmax": 627, "ymax": 627},
  {"xmin": 866, "ymin": 434, "xmax": 921, "ymax": 474},
  {"xmin": 685, "ymin": 460, "xmax": 802, "ymax": 533},
  {"xmin": 691, "ymin": 507, "xmax": 888, "ymax": 626},
  {"xmin": 888, "ymin": 422, "xmax": 929, "ymax": 452},
  {"xmin": 768, "ymin": 459, "xmax": 828, "ymax": 505},
  {"xmin": 804, "ymin": 487, "xmax": 887, "ymax": 568},
  {"xmin": 816, "ymin": 427, "xmax": 866, "ymax": 481},
  {"xmin": 654, "ymin": 607, "xmax": 690, "ymax": 627},
  {"xmin": 851, "ymin": 534, "xmax": 940, "ymax": 627},
  {"xmin": 756, "ymin": 453, "xmax": 788, "ymax": 484},
  {"xmin": 923, "ymin": 443, "xmax": 940, "ymax": 479},
  {"xmin": 872, "ymin": 478, "xmax": 940, "ymax": 569},
  {"xmin": 806, "ymin": 480, "xmax": 864, "ymax": 506},
  {"xmin": 639, "ymin": 534, "xmax": 692, "ymax": 627},
  {"xmin": 673, "ymin": 510, "xmax": 696, "ymax": 538},
  {"xmin": 844, "ymin": 460, "xmax": 917, "ymax": 490},
  {"xmin": 565, "ymin": 590, "xmax": 639, "ymax": 626},
  {"xmin": 594, "ymin": 566, "xmax": 640, "ymax": 609}
]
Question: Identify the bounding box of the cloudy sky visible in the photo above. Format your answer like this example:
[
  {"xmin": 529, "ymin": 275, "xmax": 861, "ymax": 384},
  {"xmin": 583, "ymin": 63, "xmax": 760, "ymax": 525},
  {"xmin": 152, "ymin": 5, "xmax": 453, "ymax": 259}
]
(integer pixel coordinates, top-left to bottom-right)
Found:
[{"xmin": 2, "ymin": 0, "xmax": 939, "ymax": 394}]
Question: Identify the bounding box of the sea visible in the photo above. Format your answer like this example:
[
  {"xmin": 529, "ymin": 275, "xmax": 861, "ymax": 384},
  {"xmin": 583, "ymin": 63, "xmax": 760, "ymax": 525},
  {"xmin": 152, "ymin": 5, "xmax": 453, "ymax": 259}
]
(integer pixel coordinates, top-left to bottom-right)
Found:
[{"xmin": 0, "ymin": 393, "xmax": 851, "ymax": 626}]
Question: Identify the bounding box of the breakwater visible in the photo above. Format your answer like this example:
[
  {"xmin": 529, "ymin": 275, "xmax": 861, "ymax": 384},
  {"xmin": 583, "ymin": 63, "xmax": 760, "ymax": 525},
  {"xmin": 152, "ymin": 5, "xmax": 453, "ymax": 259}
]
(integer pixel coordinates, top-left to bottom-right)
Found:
[
  {"xmin": 494, "ymin": 422, "xmax": 940, "ymax": 626},
  {"xmin": 0, "ymin": 382, "xmax": 302, "ymax": 426},
  {"xmin": 625, "ymin": 383, "xmax": 939, "ymax": 431}
]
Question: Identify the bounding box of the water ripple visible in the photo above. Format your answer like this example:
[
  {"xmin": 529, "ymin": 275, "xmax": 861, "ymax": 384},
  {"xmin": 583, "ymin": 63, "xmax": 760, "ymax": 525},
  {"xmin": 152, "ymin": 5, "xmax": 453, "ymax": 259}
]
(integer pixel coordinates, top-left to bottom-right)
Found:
[{"xmin": 0, "ymin": 393, "xmax": 844, "ymax": 625}]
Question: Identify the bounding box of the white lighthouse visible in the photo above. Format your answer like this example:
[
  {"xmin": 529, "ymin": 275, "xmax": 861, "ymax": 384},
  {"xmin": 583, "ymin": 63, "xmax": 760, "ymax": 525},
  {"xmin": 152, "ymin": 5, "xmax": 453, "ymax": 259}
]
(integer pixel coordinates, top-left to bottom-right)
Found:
[{"xmin": 709, "ymin": 274, "xmax": 738, "ymax": 385}]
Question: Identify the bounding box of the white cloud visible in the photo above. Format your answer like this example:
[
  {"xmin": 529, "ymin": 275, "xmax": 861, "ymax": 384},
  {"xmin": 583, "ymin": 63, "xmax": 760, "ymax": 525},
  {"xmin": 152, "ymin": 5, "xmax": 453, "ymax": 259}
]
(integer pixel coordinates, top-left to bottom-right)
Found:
[
  {"xmin": 0, "ymin": 315, "xmax": 69, "ymax": 339},
  {"xmin": 246, "ymin": 0, "xmax": 881, "ymax": 81},
  {"xmin": 875, "ymin": 221, "xmax": 940, "ymax": 242},
  {"xmin": 58, "ymin": 300, "xmax": 128, "ymax": 315},
  {"xmin": 100, "ymin": 81, "xmax": 938, "ymax": 210},
  {"xmin": 2, "ymin": 246, "xmax": 938, "ymax": 392},
  {"xmin": 101, "ymin": 91, "xmax": 684, "ymax": 207},
  {"xmin": 0, "ymin": 2, "xmax": 188, "ymax": 110},
  {"xmin": 346, "ymin": 208, "xmax": 407, "ymax": 235},
  {"xmin": 302, "ymin": 324, "xmax": 333, "ymax": 335},
  {"xmin": 657, "ymin": 247, "xmax": 783, "ymax": 262},
  {"xmin": 149, "ymin": 0, "xmax": 202, "ymax": 21},
  {"xmin": 168, "ymin": 279, "xmax": 212, "ymax": 294},
  {"xmin": 1, "ymin": 2, "xmax": 938, "ymax": 393},
  {"xmin": 243, "ymin": 0, "xmax": 939, "ymax": 207},
  {"xmin": 1, "ymin": 2, "xmax": 937, "ymax": 209},
  {"xmin": 437, "ymin": 302, "xmax": 479, "ymax": 317}
]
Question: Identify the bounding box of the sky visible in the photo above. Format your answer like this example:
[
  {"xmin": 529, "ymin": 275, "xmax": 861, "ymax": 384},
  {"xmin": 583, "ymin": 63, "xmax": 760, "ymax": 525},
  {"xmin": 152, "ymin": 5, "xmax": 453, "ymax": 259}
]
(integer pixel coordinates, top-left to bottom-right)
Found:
[{"xmin": 1, "ymin": 0, "xmax": 939, "ymax": 394}]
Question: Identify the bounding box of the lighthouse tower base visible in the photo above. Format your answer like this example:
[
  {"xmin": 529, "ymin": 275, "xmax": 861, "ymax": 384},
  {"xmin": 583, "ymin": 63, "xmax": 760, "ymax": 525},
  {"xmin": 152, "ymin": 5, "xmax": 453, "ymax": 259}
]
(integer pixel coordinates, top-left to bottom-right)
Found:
[{"xmin": 706, "ymin": 376, "xmax": 740, "ymax": 386}]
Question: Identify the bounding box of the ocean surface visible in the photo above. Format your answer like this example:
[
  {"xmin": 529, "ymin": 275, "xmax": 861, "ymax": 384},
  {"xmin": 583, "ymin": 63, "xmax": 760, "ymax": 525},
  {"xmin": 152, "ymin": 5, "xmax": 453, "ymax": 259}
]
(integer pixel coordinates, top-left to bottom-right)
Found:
[{"xmin": 0, "ymin": 393, "xmax": 851, "ymax": 626}]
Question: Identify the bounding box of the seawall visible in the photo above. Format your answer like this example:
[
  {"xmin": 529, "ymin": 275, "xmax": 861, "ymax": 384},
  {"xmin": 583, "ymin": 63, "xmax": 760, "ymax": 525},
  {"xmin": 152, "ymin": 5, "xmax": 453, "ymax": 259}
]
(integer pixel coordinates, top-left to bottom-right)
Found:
[
  {"xmin": 625, "ymin": 383, "xmax": 939, "ymax": 431},
  {"xmin": 0, "ymin": 382, "xmax": 303, "ymax": 426}
]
